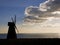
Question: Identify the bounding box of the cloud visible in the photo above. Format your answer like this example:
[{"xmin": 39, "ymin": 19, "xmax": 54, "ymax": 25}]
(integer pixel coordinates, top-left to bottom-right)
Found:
[
  {"xmin": 24, "ymin": 0, "xmax": 60, "ymax": 23},
  {"xmin": 39, "ymin": 0, "xmax": 54, "ymax": 11},
  {"xmin": 25, "ymin": 6, "xmax": 40, "ymax": 16},
  {"xmin": 24, "ymin": 16, "xmax": 47, "ymax": 23},
  {"xmin": 39, "ymin": 0, "xmax": 60, "ymax": 12}
]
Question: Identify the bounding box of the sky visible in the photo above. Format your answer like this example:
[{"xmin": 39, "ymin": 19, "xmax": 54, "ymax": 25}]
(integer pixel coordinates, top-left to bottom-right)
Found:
[
  {"xmin": 1, "ymin": 0, "xmax": 60, "ymax": 34},
  {"xmin": 0, "ymin": 0, "xmax": 45, "ymax": 25},
  {"xmin": 0, "ymin": 0, "xmax": 46, "ymax": 33}
]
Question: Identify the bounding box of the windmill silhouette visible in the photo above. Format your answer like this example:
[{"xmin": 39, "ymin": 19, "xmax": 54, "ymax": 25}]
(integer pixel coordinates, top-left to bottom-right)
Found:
[{"xmin": 7, "ymin": 15, "xmax": 19, "ymax": 39}]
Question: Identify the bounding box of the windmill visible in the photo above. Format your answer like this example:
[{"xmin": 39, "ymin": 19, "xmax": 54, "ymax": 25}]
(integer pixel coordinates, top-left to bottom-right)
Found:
[{"xmin": 7, "ymin": 15, "xmax": 19, "ymax": 39}]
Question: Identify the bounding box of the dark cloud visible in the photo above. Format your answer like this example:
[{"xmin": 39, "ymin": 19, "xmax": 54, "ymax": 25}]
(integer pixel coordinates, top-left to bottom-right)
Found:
[
  {"xmin": 25, "ymin": 6, "xmax": 41, "ymax": 16},
  {"xmin": 24, "ymin": 16, "xmax": 47, "ymax": 23},
  {"xmin": 24, "ymin": 0, "xmax": 60, "ymax": 23}
]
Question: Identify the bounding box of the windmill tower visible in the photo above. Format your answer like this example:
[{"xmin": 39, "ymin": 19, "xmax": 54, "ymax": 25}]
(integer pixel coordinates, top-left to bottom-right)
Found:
[{"xmin": 7, "ymin": 15, "xmax": 18, "ymax": 39}]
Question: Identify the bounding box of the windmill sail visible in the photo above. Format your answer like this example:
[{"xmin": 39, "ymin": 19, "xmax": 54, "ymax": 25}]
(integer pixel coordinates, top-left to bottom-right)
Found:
[
  {"xmin": 14, "ymin": 15, "xmax": 16, "ymax": 24},
  {"xmin": 14, "ymin": 15, "xmax": 19, "ymax": 33}
]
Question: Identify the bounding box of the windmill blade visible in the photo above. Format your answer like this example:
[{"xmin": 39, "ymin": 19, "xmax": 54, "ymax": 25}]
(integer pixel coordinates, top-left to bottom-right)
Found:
[
  {"xmin": 14, "ymin": 15, "xmax": 19, "ymax": 33},
  {"xmin": 21, "ymin": 17, "xmax": 26, "ymax": 29},
  {"xmin": 11, "ymin": 17, "xmax": 14, "ymax": 22},
  {"xmin": 15, "ymin": 26, "xmax": 19, "ymax": 33},
  {"xmin": 14, "ymin": 15, "xmax": 16, "ymax": 24}
]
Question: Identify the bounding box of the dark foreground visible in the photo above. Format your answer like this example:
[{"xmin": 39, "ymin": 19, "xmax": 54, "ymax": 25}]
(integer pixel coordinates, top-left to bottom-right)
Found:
[
  {"xmin": 0, "ymin": 33, "xmax": 60, "ymax": 45},
  {"xmin": 0, "ymin": 38, "xmax": 60, "ymax": 45}
]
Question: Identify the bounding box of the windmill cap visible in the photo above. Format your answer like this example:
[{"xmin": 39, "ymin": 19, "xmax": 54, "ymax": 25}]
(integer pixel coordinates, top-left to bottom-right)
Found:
[{"xmin": 8, "ymin": 22, "xmax": 15, "ymax": 26}]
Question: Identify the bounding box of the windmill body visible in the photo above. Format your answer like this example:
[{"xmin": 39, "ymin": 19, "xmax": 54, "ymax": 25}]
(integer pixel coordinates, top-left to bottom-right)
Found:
[
  {"xmin": 7, "ymin": 22, "xmax": 17, "ymax": 39},
  {"xmin": 7, "ymin": 15, "xmax": 17, "ymax": 39}
]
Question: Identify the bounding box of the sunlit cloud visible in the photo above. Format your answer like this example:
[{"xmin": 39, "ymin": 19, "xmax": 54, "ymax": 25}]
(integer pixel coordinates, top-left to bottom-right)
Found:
[{"xmin": 24, "ymin": 0, "xmax": 60, "ymax": 24}]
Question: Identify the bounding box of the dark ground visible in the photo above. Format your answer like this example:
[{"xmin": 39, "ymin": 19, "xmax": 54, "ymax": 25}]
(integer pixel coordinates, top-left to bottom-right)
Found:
[
  {"xmin": 0, "ymin": 33, "xmax": 60, "ymax": 45},
  {"xmin": 0, "ymin": 38, "xmax": 60, "ymax": 45}
]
